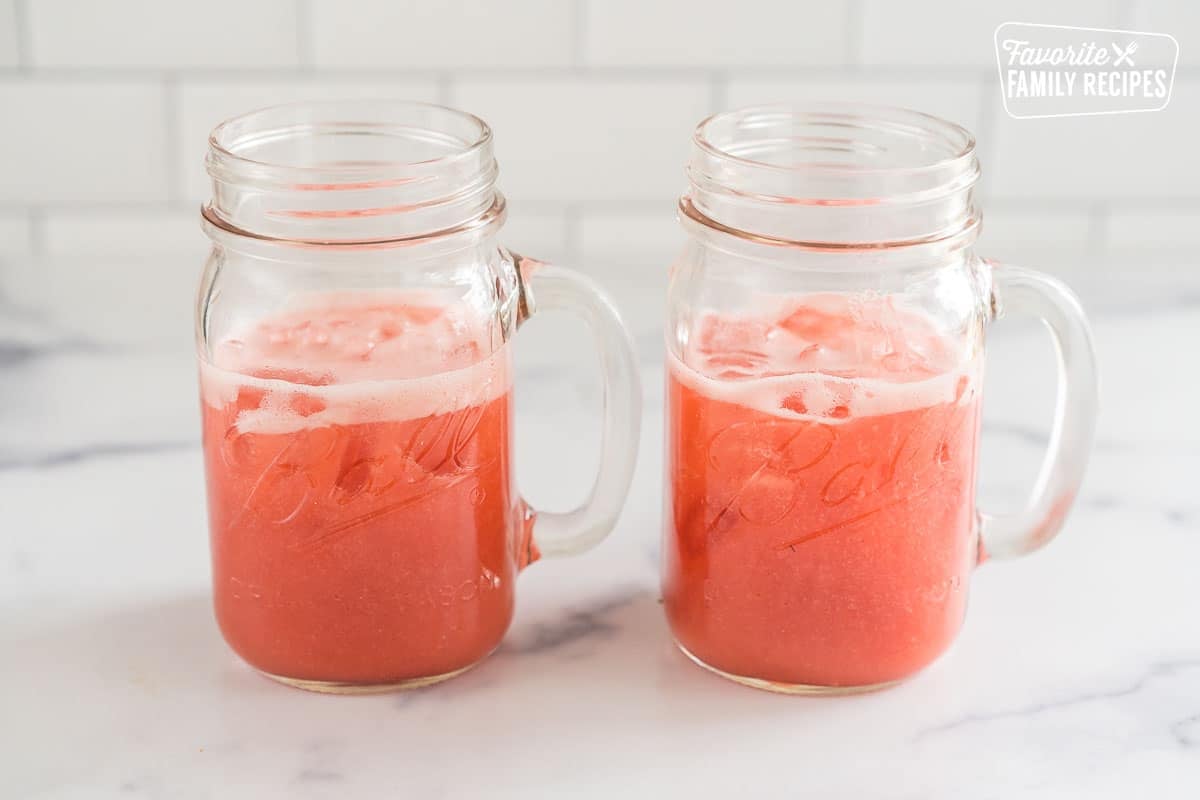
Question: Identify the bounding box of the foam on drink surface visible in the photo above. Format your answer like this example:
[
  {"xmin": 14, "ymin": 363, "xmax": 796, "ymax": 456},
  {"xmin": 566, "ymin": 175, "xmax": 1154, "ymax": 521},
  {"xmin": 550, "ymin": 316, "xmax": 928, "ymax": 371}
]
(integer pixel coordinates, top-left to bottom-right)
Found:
[
  {"xmin": 671, "ymin": 293, "xmax": 976, "ymax": 421},
  {"xmin": 200, "ymin": 290, "xmax": 511, "ymax": 435}
]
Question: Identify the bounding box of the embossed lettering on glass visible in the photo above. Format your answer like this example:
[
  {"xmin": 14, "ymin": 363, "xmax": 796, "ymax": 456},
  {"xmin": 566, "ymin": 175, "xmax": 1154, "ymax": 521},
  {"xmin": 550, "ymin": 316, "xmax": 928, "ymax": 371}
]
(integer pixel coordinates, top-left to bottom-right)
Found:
[
  {"xmin": 197, "ymin": 101, "xmax": 641, "ymax": 692},
  {"xmin": 663, "ymin": 105, "xmax": 1098, "ymax": 693}
]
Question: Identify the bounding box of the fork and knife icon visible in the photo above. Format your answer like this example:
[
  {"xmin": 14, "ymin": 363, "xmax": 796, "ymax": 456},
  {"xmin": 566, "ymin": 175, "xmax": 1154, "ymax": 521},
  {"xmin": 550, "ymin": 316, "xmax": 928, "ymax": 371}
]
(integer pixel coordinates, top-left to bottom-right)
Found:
[{"xmin": 1112, "ymin": 41, "xmax": 1138, "ymax": 67}]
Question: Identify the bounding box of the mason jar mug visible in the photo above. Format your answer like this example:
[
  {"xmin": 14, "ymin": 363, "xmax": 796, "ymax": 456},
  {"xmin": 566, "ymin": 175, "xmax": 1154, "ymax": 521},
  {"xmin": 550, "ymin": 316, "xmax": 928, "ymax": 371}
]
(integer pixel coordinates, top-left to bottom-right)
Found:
[
  {"xmin": 663, "ymin": 105, "xmax": 1098, "ymax": 693},
  {"xmin": 197, "ymin": 101, "xmax": 641, "ymax": 693}
]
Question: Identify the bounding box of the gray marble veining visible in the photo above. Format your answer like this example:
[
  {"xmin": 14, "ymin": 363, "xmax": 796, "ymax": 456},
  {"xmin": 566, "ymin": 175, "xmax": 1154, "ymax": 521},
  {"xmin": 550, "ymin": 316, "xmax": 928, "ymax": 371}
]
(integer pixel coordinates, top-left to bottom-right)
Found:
[{"xmin": 1, "ymin": 276, "xmax": 1198, "ymax": 799}]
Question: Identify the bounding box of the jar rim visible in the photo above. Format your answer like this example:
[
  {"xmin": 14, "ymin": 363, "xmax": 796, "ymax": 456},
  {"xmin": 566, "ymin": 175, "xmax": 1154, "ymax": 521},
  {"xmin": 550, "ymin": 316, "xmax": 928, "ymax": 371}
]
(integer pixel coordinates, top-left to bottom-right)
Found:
[
  {"xmin": 204, "ymin": 100, "xmax": 502, "ymax": 247},
  {"xmin": 207, "ymin": 99, "xmax": 493, "ymax": 185},
  {"xmin": 692, "ymin": 103, "xmax": 977, "ymax": 182},
  {"xmin": 685, "ymin": 103, "xmax": 982, "ymax": 249}
]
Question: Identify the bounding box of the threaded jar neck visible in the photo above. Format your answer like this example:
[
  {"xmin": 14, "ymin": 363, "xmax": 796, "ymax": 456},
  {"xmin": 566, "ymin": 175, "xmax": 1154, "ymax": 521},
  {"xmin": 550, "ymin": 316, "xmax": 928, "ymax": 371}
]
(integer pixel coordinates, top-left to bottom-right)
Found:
[
  {"xmin": 203, "ymin": 100, "xmax": 503, "ymax": 247},
  {"xmin": 682, "ymin": 104, "xmax": 981, "ymax": 252}
]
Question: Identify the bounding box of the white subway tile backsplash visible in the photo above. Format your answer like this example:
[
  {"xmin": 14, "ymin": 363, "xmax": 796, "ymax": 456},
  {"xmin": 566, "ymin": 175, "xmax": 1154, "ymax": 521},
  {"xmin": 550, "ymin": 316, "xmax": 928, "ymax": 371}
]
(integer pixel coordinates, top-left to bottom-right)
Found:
[
  {"xmin": 859, "ymin": 0, "xmax": 1122, "ymax": 68},
  {"xmin": 977, "ymin": 206, "xmax": 1096, "ymax": 275},
  {"xmin": 0, "ymin": 0, "xmax": 1190, "ymax": 332},
  {"xmin": 1127, "ymin": 1, "xmax": 1200, "ymax": 43},
  {"xmin": 310, "ymin": 0, "xmax": 572, "ymax": 69},
  {"xmin": 0, "ymin": 81, "xmax": 168, "ymax": 206},
  {"xmin": 1107, "ymin": 208, "xmax": 1200, "ymax": 248},
  {"xmin": 577, "ymin": 207, "xmax": 681, "ymax": 263},
  {"xmin": 27, "ymin": 0, "xmax": 299, "ymax": 68},
  {"xmin": 500, "ymin": 209, "xmax": 570, "ymax": 265},
  {"xmin": 988, "ymin": 79, "xmax": 1200, "ymax": 200},
  {"xmin": 975, "ymin": 207, "xmax": 1125, "ymax": 303},
  {"xmin": 452, "ymin": 79, "xmax": 710, "ymax": 206},
  {"xmin": 0, "ymin": 212, "xmax": 33, "ymax": 260},
  {"xmin": 584, "ymin": 0, "xmax": 847, "ymax": 67},
  {"xmin": 41, "ymin": 211, "xmax": 205, "ymax": 258},
  {"xmin": 576, "ymin": 208, "xmax": 679, "ymax": 340},
  {"xmin": 0, "ymin": 1, "xmax": 19, "ymax": 67},
  {"xmin": 981, "ymin": 207, "xmax": 1094, "ymax": 250},
  {"xmin": 175, "ymin": 79, "xmax": 441, "ymax": 204},
  {"xmin": 725, "ymin": 76, "xmax": 985, "ymax": 134}
]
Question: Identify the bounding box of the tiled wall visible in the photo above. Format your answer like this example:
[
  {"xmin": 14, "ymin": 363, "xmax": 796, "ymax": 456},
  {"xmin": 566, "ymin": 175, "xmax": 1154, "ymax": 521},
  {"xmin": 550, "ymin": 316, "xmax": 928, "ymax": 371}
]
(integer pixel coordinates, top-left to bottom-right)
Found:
[{"xmin": 0, "ymin": 0, "xmax": 1195, "ymax": 350}]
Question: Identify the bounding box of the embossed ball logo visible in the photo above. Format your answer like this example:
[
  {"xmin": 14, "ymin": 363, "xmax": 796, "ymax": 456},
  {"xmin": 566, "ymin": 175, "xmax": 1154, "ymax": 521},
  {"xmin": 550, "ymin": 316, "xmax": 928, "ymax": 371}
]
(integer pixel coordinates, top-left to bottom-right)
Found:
[{"xmin": 222, "ymin": 398, "xmax": 497, "ymax": 551}]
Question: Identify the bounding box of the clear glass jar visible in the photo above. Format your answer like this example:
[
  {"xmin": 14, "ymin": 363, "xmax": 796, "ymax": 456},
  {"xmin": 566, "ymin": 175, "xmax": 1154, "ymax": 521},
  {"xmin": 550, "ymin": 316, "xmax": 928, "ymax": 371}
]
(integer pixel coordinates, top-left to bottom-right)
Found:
[
  {"xmin": 663, "ymin": 105, "xmax": 1098, "ymax": 693},
  {"xmin": 197, "ymin": 101, "xmax": 640, "ymax": 693}
]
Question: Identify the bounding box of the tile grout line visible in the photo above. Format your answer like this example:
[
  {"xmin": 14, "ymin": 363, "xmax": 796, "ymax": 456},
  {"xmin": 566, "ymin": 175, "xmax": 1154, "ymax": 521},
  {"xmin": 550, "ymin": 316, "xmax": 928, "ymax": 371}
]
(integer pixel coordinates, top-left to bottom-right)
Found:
[
  {"xmin": 1088, "ymin": 201, "xmax": 1110, "ymax": 265},
  {"xmin": 564, "ymin": 205, "xmax": 582, "ymax": 266},
  {"xmin": 708, "ymin": 71, "xmax": 727, "ymax": 112},
  {"xmin": 572, "ymin": 0, "xmax": 587, "ymax": 69},
  {"xmin": 163, "ymin": 75, "xmax": 185, "ymax": 211},
  {"xmin": 12, "ymin": 0, "xmax": 31, "ymax": 72},
  {"xmin": 27, "ymin": 206, "xmax": 45, "ymax": 259},
  {"xmin": 7, "ymin": 196, "xmax": 1190, "ymax": 216},
  {"xmin": 974, "ymin": 70, "xmax": 998, "ymax": 205},
  {"xmin": 0, "ymin": 66, "xmax": 449, "ymax": 81},
  {"xmin": 295, "ymin": 0, "xmax": 316, "ymax": 71},
  {"xmin": 436, "ymin": 73, "xmax": 453, "ymax": 106},
  {"xmin": 14, "ymin": 64, "xmax": 1195, "ymax": 81},
  {"xmin": 844, "ymin": 0, "xmax": 864, "ymax": 70},
  {"xmin": 1115, "ymin": 0, "xmax": 1138, "ymax": 30}
]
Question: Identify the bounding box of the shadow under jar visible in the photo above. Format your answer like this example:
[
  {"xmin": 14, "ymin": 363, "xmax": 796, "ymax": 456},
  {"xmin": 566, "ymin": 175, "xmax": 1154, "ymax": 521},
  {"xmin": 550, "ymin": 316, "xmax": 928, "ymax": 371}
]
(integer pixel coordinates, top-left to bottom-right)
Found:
[
  {"xmin": 663, "ymin": 105, "xmax": 1098, "ymax": 694},
  {"xmin": 197, "ymin": 101, "xmax": 640, "ymax": 693}
]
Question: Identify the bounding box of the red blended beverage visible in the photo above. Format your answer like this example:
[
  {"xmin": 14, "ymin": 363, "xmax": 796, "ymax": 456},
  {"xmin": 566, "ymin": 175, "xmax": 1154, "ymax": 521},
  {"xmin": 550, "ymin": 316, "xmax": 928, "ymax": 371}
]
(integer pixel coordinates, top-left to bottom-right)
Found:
[
  {"xmin": 664, "ymin": 294, "xmax": 983, "ymax": 690},
  {"xmin": 196, "ymin": 101, "xmax": 641, "ymax": 694},
  {"xmin": 664, "ymin": 104, "xmax": 1096, "ymax": 693},
  {"xmin": 200, "ymin": 291, "xmax": 527, "ymax": 691}
]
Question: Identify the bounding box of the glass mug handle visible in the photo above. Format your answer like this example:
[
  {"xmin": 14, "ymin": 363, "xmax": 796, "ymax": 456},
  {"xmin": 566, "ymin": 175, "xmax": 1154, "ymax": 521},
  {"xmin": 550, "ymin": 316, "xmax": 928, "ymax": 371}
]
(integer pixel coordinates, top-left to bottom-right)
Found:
[
  {"xmin": 508, "ymin": 251, "xmax": 642, "ymax": 559},
  {"xmin": 978, "ymin": 259, "xmax": 1099, "ymax": 560}
]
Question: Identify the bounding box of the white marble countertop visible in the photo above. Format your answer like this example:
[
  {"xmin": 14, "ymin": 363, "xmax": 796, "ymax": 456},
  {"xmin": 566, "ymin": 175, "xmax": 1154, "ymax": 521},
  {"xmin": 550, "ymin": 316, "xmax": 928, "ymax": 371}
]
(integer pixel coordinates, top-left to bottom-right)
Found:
[{"xmin": 2, "ymin": 271, "xmax": 1198, "ymax": 798}]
